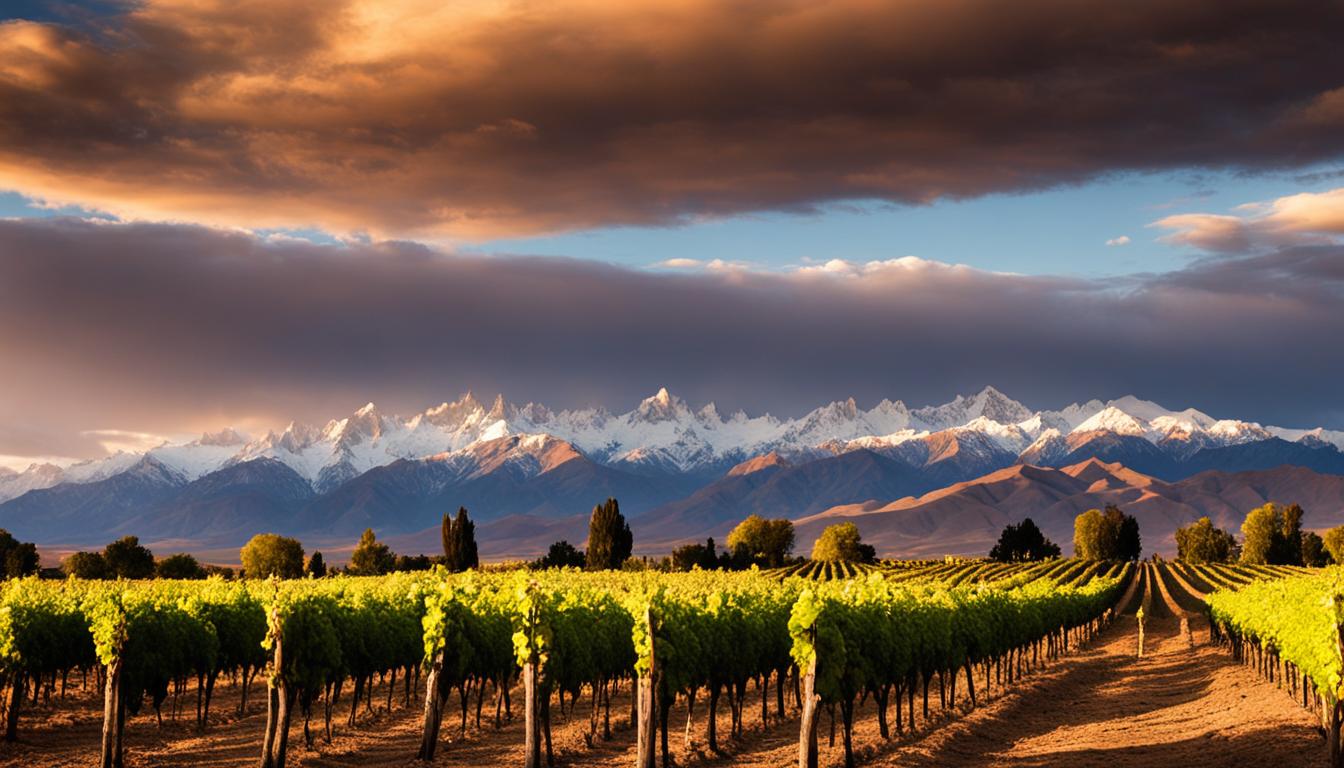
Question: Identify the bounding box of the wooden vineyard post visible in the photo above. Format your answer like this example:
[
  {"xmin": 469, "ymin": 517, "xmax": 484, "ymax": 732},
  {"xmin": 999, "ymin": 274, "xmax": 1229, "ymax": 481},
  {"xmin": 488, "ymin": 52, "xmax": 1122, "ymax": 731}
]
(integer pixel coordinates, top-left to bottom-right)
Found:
[
  {"xmin": 798, "ymin": 626, "xmax": 820, "ymax": 768},
  {"xmin": 524, "ymin": 659, "xmax": 541, "ymax": 768},
  {"xmin": 416, "ymin": 649, "xmax": 445, "ymax": 761},
  {"xmin": 1330, "ymin": 595, "xmax": 1344, "ymax": 768},
  {"xmin": 4, "ymin": 671, "xmax": 22, "ymax": 742},
  {"xmin": 98, "ymin": 608, "xmax": 127, "ymax": 768},
  {"xmin": 98, "ymin": 657, "xmax": 121, "ymax": 768},
  {"xmin": 636, "ymin": 606, "xmax": 657, "ymax": 768},
  {"xmin": 514, "ymin": 581, "xmax": 547, "ymax": 768},
  {"xmin": 1135, "ymin": 606, "xmax": 1146, "ymax": 659},
  {"xmin": 259, "ymin": 604, "xmax": 284, "ymax": 768}
]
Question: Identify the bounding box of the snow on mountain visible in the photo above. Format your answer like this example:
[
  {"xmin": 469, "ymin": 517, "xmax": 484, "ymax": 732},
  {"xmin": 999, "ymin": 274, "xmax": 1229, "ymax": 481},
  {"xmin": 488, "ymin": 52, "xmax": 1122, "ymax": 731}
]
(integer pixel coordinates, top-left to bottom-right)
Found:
[
  {"xmin": 911, "ymin": 386, "xmax": 1033, "ymax": 430},
  {"xmin": 1032, "ymin": 399, "xmax": 1105, "ymax": 432},
  {"xmin": 826, "ymin": 429, "xmax": 928, "ymax": 454},
  {"xmin": 1065, "ymin": 402, "xmax": 1274, "ymax": 454},
  {"xmin": 0, "ymin": 428, "xmax": 255, "ymax": 503},
  {"xmin": 1268, "ymin": 426, "xmax": 1344, "ymax": 452},
  {"xmin": 0, "ymin": 462, "xmax": 66, "ymax": 503},
  {"xmin": 62, "ymin": 451, "xmax": 143, "ymax": 484},
  {"xmin": 1072, "ymin": 406, "xmax": 1148, "ymax": 437},
  {"xmin": 148, "ymin": 430, "xmax": 251, "ymax": 481},
  {"xmin": 956, "ymin": 416, "xmax": 1034, "ymax": 454},
  {"xmin": 1019, "ymin": 428, "xmax": 1070, "ymax": 466},
  {"xmin": 425, "ymin": 433, "xmax": 586, "ymax": 482},
  {"xmin": 5, "ymin": 387, "xmax": 1341, "ymax": 501}
]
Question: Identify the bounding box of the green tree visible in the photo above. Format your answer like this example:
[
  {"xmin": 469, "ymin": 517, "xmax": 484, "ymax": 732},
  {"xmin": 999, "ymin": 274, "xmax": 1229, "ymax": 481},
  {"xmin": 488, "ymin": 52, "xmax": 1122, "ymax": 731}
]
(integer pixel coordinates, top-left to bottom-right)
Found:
[
  {"xmin": 671, "ymin": 538, "xmax": 720, "ymax": 571},
  {"xmin": 1274, "ymin": 503, "xmax": 1304, "ymax": 564},
  {"xmin": 103, "ymin": 535, "xmax": 155, "ymax": 579},
  {"xmin": 239, "ymin": 533, "xmax": 304, "ymax": 579},
  {"xmin": 441, "ymin": 507, "xmax": 480, "ymax": 572},
  {"xmin": 61, "ymin": 551, "xmax": 108, "ymax": 579},
  {"xmin": 305, "ymin": 551, "xmax": 327, "ymax": 578},
  {"xmin": 811, "ymin": 522, "xmax": 875, "ymax": 562},
  {"xmin": 1240, "ymin": 503, "xmax": 1310, "ymax": 565},
  {"xmin": 988, "ymin": 518, "xmax": 1060, "ymax": 562},
  {"xmin": 4, "ymin": 543, "xmax": 38, "ymax": 578},
  {"xmin": 1073, "ymin": 506, "xmax": 1140, "ymax": 561},
  {"xmin": 155, "ymin": 552, "xmax": 206, "ymax": 579},
  {"xmin": 726, "ymin": 515, "xmax": 795, "ymax": 567},
  {"xmin": 1240, "ymin": 504, "xmax": 1278, "ymax": 564},
  {"xmin": 1301, "ymin": 530, "xmax": 1328, "ymax": 567},
  {"xmin": 1073, "ymin": 509, "xmax": 1105, "ymax": 560},
  {"xmin": 1174, "ymin": 517, "xmax": 1235, "ymax": 563},
  {"xmin": 348, "ymin": 528, "xmax": 396, "ymax": 575},
  {"xmin": 1115, "ymin": 508, "xmax": 1143, "ymax": 561},
  {"xmin": 1324, "ymin": 525, "xmax": 1344, "ymax": 565},
  {"xmin": 586, "ymin": 498, "xmax": 633, "ymax": 570},
  {"xmin": 533, "ymin": 540, "xmax": 585, "ymax": 569},
  {"xmin": 0, "ymin": 530, "xmax": 39, "ymax": 578}
]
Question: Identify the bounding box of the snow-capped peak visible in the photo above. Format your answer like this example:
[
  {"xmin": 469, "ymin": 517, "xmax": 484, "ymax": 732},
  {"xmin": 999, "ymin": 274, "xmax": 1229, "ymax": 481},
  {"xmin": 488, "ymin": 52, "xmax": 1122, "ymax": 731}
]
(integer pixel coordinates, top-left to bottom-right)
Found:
[
  {"xmin": 912, "ymin": 385, "xmax": 1033, "ymax": 430},
  {"xmin": 632, "ymin": 387, "xmax": 692, "ymax": 423},
  {"xmin": 1072, "ymin": 406, "xmax": 1147, "ymax": 436},
  {"xmin": 1106, "ymin": 395, "xmax": 1191, "ymax": 424}
]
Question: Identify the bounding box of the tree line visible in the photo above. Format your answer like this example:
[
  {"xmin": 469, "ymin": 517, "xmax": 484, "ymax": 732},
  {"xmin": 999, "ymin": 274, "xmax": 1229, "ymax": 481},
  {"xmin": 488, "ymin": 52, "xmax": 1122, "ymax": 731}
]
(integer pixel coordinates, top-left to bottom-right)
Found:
[
  {"xmin": 534, "ymin": 506, "xmax": 841, "ymax": 571},
  {"xmin": 57, "ymin": 507, "xmax": 487, "ymax": 580},
  {"xmin": 47, "ymin": 493, "xmax": 1339, "ymax": 579},
  {"xmin": 1175, "ymin": 502, "xmax": 1337, "ymax": 566},
  {"xmin": 55, "ymin": 498, "xmax": 658, "ymax": 579},
  {"xmin": 52, "ymin": 498, "xmax": 884, "ymax": 580},
  {"xmin": 985, "ymin": 499, "xmax": 1338, "ymax": 567},
  {"xmin": 986, "ymin": 506, "xmax": 1142, "ymax": 563}
]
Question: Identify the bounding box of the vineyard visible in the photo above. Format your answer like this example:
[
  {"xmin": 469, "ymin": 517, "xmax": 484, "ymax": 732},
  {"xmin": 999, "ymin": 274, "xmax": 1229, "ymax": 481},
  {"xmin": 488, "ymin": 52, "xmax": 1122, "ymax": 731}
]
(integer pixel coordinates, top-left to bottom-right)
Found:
[{"xmin": 0, "ymin": 559, "xmax": 1334, "ymax": 767}]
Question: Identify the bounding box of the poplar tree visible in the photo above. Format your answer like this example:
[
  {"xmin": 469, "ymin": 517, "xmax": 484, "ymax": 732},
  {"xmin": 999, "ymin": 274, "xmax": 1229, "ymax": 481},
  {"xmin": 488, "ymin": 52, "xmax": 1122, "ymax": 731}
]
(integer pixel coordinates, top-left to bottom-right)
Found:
[
  {"xmin": 586, "ymin": 498, "xmax": 632, "ymax": 570},
  {"xmin": 1240, "ymin": 502, "xmax": 1307, "ymax": 565},
  {"xmin": 441, "ymin": 506, "xmax": 479, "ymax": 572},
  {"xmin": 305, "ymin": 551, "xmax": 328, "ymax": 578}
]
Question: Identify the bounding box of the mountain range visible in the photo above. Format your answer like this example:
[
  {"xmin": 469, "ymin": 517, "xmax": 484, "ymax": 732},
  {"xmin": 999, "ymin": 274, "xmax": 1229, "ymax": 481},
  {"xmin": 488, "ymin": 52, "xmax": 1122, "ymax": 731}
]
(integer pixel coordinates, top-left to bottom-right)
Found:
[{"xmin": 3, "ymin": 387, "xmax": 1343, "ymax": 560}]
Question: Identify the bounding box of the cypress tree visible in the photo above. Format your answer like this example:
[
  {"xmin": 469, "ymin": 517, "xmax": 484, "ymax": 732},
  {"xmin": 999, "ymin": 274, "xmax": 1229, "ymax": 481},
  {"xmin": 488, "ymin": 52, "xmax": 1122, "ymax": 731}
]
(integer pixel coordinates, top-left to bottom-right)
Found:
[
  {"xmin": 442, "ymin": 507, "xmax": 479, "ymax": 572},
  {"xmin": 586, "ymin": 498, "xmax": 632, "ymax": 570},
  {"xmin": 453, "ymin": 507, "xmax": 478, "ymax": 571},
  {"xmin": 442, "ymin": 511, "xmax": 457, "ymax": 568}
]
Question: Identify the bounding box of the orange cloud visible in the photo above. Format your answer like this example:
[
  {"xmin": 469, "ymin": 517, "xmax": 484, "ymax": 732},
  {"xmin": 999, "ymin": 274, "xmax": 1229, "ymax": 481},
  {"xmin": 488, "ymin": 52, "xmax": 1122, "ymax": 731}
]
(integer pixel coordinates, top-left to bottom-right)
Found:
[
  {"xmin": 1, "ymin": 0, "xmax": 1343, "ymax": 238},
  {"xmin": 1153, "ymin": 187, "xmax": 1344, "ymax": 252}
]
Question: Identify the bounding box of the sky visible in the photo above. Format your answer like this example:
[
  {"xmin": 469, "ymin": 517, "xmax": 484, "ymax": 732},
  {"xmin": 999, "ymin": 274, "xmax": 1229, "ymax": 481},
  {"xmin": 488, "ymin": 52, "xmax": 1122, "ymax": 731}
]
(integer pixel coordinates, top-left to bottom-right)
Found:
[{"xmin": 1, "ymin": 0, "xmax": 1343, "ymax": 468}]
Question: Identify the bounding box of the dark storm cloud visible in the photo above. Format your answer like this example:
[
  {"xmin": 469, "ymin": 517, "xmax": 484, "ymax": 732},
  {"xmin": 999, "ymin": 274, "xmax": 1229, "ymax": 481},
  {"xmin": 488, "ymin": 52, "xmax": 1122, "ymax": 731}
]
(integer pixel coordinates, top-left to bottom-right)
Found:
[
  {"xmin": 2, "ymin": 217, "xmax": 1342, "ymax": 460},
  {"xmin": 0, "ymin": 0, "xmax": 1342, "ymax": 237}
]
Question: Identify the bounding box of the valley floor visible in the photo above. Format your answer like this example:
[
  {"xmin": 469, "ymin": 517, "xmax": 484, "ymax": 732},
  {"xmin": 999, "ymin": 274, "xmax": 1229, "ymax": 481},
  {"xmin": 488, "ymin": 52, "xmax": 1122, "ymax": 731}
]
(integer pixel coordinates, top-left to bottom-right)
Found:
[{"xmin": 0, "ymin": 566, "xmax": 1324, "ymax": 767}]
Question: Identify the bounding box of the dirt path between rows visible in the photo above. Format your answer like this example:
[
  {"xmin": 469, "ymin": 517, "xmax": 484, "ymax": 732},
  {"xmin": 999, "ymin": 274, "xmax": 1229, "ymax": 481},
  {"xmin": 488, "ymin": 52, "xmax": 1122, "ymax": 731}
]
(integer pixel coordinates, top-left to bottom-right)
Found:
[{"xmin": 0, "ymin": 566, "xmax": 1325, "ymax": 767}]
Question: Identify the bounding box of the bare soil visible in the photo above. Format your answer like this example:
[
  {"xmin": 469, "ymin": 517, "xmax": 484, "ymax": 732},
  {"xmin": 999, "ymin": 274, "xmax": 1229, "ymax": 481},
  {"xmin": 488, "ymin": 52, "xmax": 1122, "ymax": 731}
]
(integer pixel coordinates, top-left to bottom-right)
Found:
[{"xmin": 0, "ymin": 566, "xmax": 1324, "ymax": 767}]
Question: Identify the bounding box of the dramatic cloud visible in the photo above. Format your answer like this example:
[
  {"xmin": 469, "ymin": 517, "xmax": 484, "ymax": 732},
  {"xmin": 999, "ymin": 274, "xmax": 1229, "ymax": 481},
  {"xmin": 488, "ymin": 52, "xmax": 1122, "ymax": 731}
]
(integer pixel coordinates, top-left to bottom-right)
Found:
[
  {"xmin": 1153, "ymin": 187, "xmax": 1344, "ymax": 252},
  {"xmin": 1, "ymin": 0, "xmax": 1342, "ymax": 238},
  {"xmin": 2, "ymin": 217, "xmax": 1342, "ymax": 462}
]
